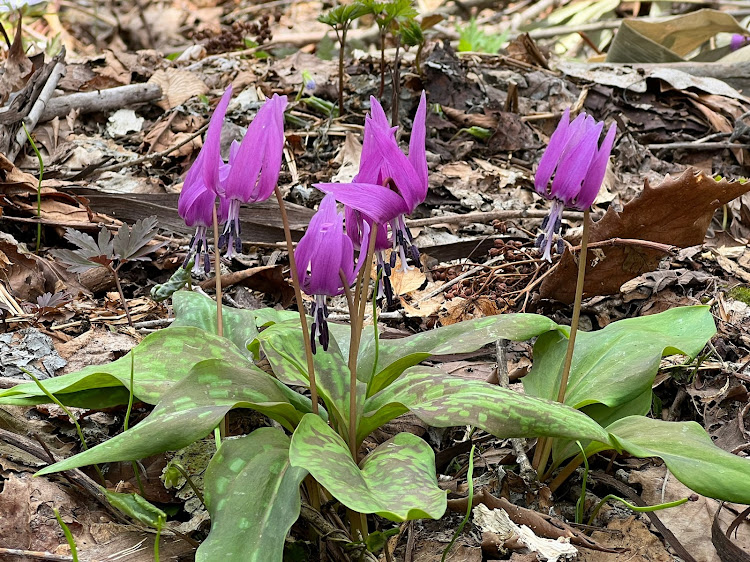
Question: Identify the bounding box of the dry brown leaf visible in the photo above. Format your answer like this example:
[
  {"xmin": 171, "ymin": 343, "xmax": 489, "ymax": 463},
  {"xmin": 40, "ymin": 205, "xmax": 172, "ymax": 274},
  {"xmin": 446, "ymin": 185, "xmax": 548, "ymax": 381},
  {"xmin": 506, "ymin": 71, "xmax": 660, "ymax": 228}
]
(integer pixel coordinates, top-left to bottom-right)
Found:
[
  {"xmin": 149, "ymin": 69, "xmax": 208, "ymax": 110},
  {"xmin": 629, "ymin": 466, "xmax": 750, "ymax": 562},
  {"xmin": 0, "ymin": 21, "xmax": 32, "ymax": 104},
  {"xmin": 541, "ymin": 169, "xmax": 750, "ymax": 303}
]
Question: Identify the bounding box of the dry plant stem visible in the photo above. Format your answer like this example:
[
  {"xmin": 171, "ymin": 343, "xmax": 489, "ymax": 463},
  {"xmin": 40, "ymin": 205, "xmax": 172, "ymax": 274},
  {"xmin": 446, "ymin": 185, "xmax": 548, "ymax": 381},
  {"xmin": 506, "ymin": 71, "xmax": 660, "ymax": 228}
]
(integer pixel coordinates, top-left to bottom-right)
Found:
[
  {"xmin": 110, "ymin": 266, "xmax": 133, "ymax": 327},
  {"xmin": 274, "ymin": 186, "xmax": 319, "ymax": 414},
  {"xmin": 534, "ymin": 209, "xmax": 591, "ymax": 476},
  {"xmin": 548, "ymin": 454, "xmax": 584, "ymax": 493},
  {"xmin": 340, "ymin": 270, "xmax": 358, "ymax": 459}
]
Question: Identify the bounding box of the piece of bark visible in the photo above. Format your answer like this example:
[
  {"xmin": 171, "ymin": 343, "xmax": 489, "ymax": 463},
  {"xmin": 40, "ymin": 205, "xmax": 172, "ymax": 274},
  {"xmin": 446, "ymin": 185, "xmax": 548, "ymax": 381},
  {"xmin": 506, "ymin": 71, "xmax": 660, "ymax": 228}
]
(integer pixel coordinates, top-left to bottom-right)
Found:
[
  {"xmin": 541, "ymin": 168, "xmax": 750, "ymax": 303},
  {"xmin": 78, "ymin": 266, "xmax": 116, "ymax": 293},
  {"xmin": 39, "ymin": 83, "xmax": 162, "ymax": 122}
]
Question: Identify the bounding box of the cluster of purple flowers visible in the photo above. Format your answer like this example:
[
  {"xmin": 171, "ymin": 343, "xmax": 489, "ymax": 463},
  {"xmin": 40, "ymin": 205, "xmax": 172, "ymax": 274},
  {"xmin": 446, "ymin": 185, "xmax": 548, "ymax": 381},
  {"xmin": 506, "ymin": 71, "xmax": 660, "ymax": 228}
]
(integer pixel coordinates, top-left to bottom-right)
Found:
[
  {"xmin": 177, "ymin": 86, "xmax": 287, "ymax": 272},
  {"xmin": 179, "ymin": 86, "xmax": 616, "ymax": 352}
]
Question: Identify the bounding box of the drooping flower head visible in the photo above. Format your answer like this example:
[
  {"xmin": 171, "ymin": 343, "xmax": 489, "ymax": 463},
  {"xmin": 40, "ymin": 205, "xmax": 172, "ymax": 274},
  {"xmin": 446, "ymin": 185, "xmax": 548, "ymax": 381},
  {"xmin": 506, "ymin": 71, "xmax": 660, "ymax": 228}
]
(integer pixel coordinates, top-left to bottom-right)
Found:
[
  {"xmin": 315, "ymin": 92, "xmax": 428, "ymax": 303},
  {"xmin": 295, "ymin": 194, "xmax": 362, "ymax": 352},
  {"xmin": 220, "ymin": 94, "xmax": 288, "ymax": 257},
  {"xmin": 534, "ymin": 108, "xmax": 616, "ymax": 262},
  {"xmin": 177, "ymin": 86, "xmax": 233, "ymax": 272}
]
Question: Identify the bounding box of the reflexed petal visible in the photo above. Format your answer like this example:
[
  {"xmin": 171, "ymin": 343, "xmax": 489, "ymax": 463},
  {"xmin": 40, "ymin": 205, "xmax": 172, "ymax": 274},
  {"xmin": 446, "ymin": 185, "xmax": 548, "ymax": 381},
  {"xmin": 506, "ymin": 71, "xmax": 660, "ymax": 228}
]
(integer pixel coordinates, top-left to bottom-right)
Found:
[
  {"xmin": 549, "ymin": 122, "xmax": 602, "ymax": 205},
  {"xmin": 575, "ymin": 122, "xmax": 617, "ymax": 210},
  {"xmin": 407, "ymin": 91, "xmax": 429, "ymax": 207},
  {"xmin": 345, "ymin": 206, "xmax": 390, "ymax": 251},
  {"xmin": 224, "ymin": 94, "xmax": 287, "ymax": 203},
  {"xmin": 315, "ymin": 182, "xmax": 410, "ymax": 224},
  {"xmin": 534, "ymin": 107, "xmax": 570, "ymax": 194},
  {"xmin": 201, "ymin": 87, "xmax": 233, "ymax": 194}
]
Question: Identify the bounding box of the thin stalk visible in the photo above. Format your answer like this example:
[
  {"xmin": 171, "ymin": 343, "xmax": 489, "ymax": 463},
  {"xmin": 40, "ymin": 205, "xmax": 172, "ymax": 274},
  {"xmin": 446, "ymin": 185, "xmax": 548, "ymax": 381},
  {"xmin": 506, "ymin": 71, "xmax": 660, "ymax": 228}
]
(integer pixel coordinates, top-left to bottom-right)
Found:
[
  {"xmin": 111, "ymin": 266, "xmax": 133, "ymax": 327},
  {"xmin": 370, "ymin": 271, "xmax": 380, "ymax": 383},
  {"xmin": 125, "ymin": 353, "xmax": 145, "ymax": 495},
  {"xmin": 391, "ymin": 36, "xmax": 401, "ymax": 125},
  {"xmin": 441, "ymin": 445, "xmax": 476, "ymax": 562},
  {"xmin": 211, "ymin": 206, "xmax": 224, "ymax": 338},
  {"xmin": 336, "ymin": 26, "xmax": 347, "ymax": 116},
  {"xmin": 351, "ymin": 226, "xmax": 379, "ymax": 383},
  {"xmin": 23, "ymin": 368, "xmax": 106, "ymax": 486},
  {"xmin": 556, "ymin": 208, "xmax": 590, "ymax": 402},
  {"xmin": 341, "ymin": 270, "xmax": 358, "ymax": 459},
  {"xmin": 170, "ymin": 462, "xmax": 206, "ymax": 508},
  {"xmin": 378, "ymin": 28, "xmax": 386, "ymax": 98},
  {"xmin": 275, "ymin": 186, "xmax": 319, "ymax": 414},
  {"xmin": 587, "ymin": 495, "xmax": 688, "ymax": 526},
  {"xmin": 535, "ymin": 209, "xmax": 591, "ymax": 477},
  {"xmin": 211, "ymin": 205, "xmax": 226, "ymax": 438},
  {"xmin": 22, "ymin": 123, "xmax": 43, "ymax": 253}
]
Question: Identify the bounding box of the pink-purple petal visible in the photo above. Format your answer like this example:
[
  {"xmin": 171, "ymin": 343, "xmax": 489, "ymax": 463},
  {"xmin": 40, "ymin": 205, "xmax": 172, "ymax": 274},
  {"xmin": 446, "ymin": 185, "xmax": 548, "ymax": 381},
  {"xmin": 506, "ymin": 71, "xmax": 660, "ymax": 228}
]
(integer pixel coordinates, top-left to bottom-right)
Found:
[{"xmin": 315, "ymin": 182, "xmax": 410, "ymax": 224}]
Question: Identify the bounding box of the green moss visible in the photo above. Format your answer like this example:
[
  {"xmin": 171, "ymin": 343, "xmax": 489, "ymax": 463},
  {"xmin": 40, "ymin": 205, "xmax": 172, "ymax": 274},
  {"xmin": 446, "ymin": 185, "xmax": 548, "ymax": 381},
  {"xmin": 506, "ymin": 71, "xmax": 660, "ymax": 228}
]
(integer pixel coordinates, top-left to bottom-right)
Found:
[{"xmin": 728, "ymin": 286, "xmax": 750, "ymax": 305}]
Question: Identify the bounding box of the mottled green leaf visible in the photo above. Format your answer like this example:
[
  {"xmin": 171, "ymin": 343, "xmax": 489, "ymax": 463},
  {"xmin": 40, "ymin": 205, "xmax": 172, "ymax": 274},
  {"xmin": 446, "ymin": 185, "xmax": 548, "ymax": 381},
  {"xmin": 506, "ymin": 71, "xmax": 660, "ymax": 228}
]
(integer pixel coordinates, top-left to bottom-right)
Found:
[
  {"xmin": 523, "ymin": 306, "xmax": 715, "ymax": 408},
  {"xmin": 37, "ymin": 359, "xmax": 307, "ymax": 475},
  {"xmin": 360, "ymin": 367, "xmax": 612, "ymax": 447},
  {"xmin": 0, "ymin": 327, "xmax": 248, "ymax": 408},
  {"xmin": 290, "ymin": 414, "xmax": 446, "ymax": 521},
  {"xmin": 252, "ymin": 321, "xmax": 365, "ymax": 437},
  {"xmin": 197, "ymin": 428, "xmax": 307, "ymax": 562},
  {"xmin": 359, "ymin": 314, "xmax": 559, "ymax": 395},
  {"xmin": 552, "ymin": 388, "xmax": 652, "ymax": 466},
  {"xmin": 172, "ymin": 291, "xmax": 286, "ymax": 360},
  {"xmin": 594, "ymin": 416, "xmax": 750, "ymax": 504}
]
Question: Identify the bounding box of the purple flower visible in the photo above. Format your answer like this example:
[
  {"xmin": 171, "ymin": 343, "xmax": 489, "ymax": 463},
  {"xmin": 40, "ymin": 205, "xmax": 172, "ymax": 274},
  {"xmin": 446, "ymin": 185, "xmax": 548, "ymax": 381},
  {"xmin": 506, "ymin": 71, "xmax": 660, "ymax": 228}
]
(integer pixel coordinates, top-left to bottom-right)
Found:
[
  {"xmin": 177, "ymin": 86, "xmax": 233, "ymax": 272},
  {"xmin": 220, "ymin": 94, "xmax": 288, "ymax": 257},
  {"xmin": 534, "ymin": 108, "xmax": 616, "ymax": 262},
  {"xmin": 314, "ymin": 92, "xmax": 428, "ymax": 302},
  {"xmin": 295, "ymin": 194, "xmax": 361, "ymax": 352},
  {"xmin": 731, "ymin": 34, "xmax": 749, "ymax": 51}
]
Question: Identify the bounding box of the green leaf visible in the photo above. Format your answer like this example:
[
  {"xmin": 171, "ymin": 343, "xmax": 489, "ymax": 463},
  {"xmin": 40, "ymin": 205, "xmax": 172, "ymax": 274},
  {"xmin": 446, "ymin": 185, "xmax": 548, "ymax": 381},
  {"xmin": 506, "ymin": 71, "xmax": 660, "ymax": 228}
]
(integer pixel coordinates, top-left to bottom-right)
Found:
[
  {"xmin": 523, "ymin": 306, "xmax": 715, "ymax": 409},
  {"xmin": 0, "ymin": 327, "xmax": 249, "ymax": 408},
  {"xmin": 359, "ymin": 314, "xmax": 559, "ymax": 395},
  {"xmin": 172, "ymin": 292, "xmax": 253, "ymax": 359},
  {"xmin": 596, "ymin": 416, "xmax": 750, "ymax": 504},
  {"xmin": 253, "ymin": 321, "xmax": 365, "ymax": 436},
  {"xmin": 289, "ymin": 414, "xmax": 446, "ymax": 521},
  {"xmin": 102, "ymin": 488, "xmax": 166, "ymax": 528},
  {"xmin": 359, "ymin": 367, "xmax": 612, "ymax": 447},
  {"xmin": 36, "ymin": 359, "xmax": 308, "ymax": 475},
  {"xmin": 197, "ymin": 428, "xmax": 308, "ymax": 562}
]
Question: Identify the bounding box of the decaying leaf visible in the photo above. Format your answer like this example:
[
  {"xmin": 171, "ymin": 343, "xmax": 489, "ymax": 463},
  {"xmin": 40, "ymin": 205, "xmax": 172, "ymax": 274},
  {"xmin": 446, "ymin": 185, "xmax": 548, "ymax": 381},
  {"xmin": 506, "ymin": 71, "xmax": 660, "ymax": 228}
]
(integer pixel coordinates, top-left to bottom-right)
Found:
[
  {"xmin": 541, "ymin": 169, "xmax": 750, "ymax": 303},
  {"xmin": 149, "ymin": 69, "xmax": 208, "ymax": 110},
  {"xmin": 0, "ymin": 20, "xmax": 32, "ymax": 104}
]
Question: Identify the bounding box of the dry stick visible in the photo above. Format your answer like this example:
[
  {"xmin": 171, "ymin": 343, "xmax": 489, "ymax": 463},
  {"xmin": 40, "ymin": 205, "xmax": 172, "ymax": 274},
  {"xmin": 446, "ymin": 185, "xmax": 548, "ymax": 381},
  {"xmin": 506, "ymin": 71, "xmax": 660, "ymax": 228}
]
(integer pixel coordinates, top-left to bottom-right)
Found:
[
  {"xmin": 534, "ymin": 209, "xmax": 591, "ymax": 477},
  {"xmin": 0, "ymin": 547, "xmax": 73, "ymax": 561},
  {"xmin": 8, "ymin": 58, "xmax": 66, "ymax": 161},
  {"xmin": 274, "ymin": 186, "xmax": 318, "ymax": 414},
  {"xmin": 405, "ymin": 208, "xmax": 585, "ymax": 228},
  {"xmin": 111, "ymin": 266, "xmax": 133, "ymax": 327},
  {"xmin": 39, "ymin": 83, "xmax": 162, "ymax": 122}
]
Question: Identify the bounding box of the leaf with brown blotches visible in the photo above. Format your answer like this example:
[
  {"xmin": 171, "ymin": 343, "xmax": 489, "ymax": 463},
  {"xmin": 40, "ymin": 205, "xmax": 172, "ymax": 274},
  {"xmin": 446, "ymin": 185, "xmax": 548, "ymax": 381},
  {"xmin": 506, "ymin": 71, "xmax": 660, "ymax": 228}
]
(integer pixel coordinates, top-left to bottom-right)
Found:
[{"xmin": 540, "ymin": 168, "xmax": 750, "ymax": 303}]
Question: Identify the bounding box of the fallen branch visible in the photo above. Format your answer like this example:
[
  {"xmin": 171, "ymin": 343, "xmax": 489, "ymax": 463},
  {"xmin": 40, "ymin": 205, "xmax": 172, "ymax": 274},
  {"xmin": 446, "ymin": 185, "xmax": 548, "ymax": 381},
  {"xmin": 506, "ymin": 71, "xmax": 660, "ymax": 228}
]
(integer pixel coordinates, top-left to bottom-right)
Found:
[
  {"xmin": 39, "ymin": 83, "xmax": 163, "ymax": 122},
  {"xmin": 406, "ymin": 209, "xmax": 586, "ymax": 228}
]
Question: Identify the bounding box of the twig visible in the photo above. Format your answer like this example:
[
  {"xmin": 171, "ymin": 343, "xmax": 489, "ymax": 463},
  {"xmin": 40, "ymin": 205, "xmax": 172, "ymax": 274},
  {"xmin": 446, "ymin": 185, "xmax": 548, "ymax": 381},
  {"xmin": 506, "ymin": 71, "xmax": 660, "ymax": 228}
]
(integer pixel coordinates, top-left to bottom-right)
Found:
[
  {"xmin": 0, "ymin": 548, "xmax": 72, "ymax": 561},
  {"xmin": 647, "ymin": 142, "xmax": 750, "ymax": 151},
  {"xmin": 92, "ymin": 123, "xmax": 208, "ymax": 175},
  {"xmin": 495, "ymin": 339, "xmax": 535, "ymax": 480},
  {"xmin": 405, "ymin": 208, "xmax": 586, "ymax": 228},
  {"xmin": 39, "ymin": 83, "xmax": 162, "ymax": 122},
  {"xmin": 418, "ymin": 256, "xmax": 504, "ymax": 303},
  {"xmin": 573, "ymin": 237, "xmax": 677, "ymax": 254},
  {"xmin": 8, "ymin": 57, "xmax": 66, "ymax": 161}
]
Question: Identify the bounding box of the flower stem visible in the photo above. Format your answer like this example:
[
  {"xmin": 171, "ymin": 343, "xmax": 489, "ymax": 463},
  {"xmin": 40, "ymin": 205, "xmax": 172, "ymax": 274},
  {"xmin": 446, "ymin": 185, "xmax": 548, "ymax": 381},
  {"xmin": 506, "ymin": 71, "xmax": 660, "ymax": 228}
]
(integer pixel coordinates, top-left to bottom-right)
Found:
[
  {"xmin": 211, "ymin": 205, "xmax": 226, "ymax": 438},
  {"xmin": 340, "ymin": 270, "xmax": 358, "ymax": 458},
  {"xmin": 22, "ymin": 123, "xmax": 43, "ymax": 254},
  {"xmin": 211, "ymin": 205, "xmax": 224, "ymax": 338},
  {"xmin": 534, "ymin": 209, "xmax": 590, "ymax": 477},
  {"xmin": 275, "ymin": 186, "xmax": 319, "ymax": 415}
]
